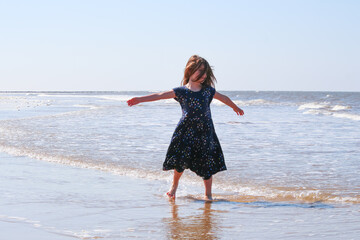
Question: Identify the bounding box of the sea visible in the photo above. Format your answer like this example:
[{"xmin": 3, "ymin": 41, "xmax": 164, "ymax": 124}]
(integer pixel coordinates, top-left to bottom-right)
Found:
[{"xmin": 0, "ymin": 90, "xmax": 359, "ymax": 239}]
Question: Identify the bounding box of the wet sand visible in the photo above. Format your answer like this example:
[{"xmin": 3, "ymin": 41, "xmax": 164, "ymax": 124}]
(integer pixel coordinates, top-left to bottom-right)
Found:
[{"xmin": 1, "ymin": 152, "xmax": 360, "ymax": 239}]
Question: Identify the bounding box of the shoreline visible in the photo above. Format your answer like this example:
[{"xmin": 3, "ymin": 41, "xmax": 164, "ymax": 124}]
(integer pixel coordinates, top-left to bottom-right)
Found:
[{"xmin": 2, "ymin": 151, "xmax": 360, "ymax": 239}]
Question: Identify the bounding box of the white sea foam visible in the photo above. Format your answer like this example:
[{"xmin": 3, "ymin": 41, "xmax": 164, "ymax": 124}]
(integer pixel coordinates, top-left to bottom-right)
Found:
[
  {"xmin": 332, "ymin": 105, "xmax": 351, "ymax": 111},
  {"xmin": 302, "ymin": 109, "xmax": 330, "ymax": 115},
  {"xmin": 333, "ymin": 113, "xmax": 360, "ymax": 121},
  {"xmin": 298, "ymin": 102, "xmax": 351, "ymax": 112},
  {"xmin": 298, "ymin": 102, "xmax": 358, "ymax": 121},
  {"xmin": 1, "ymin": 143, "xmax": 358, "ymax": 204},
  {"xmin": 0, "ymin": 144, "xmax": 171, "ymax": 182},
  {"xmin": 298, "ymin": 102, "xmax": 330, "ymax": 111},
  {"xmin": 214, "ymin": 181, "xmax": 360, "ymax": 204},
  {"xmin": 73, "ymin": 104, "xmax": 100, "ymax": 110}
]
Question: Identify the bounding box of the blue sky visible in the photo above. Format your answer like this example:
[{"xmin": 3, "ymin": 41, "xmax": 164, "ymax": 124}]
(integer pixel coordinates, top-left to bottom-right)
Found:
[{"xmin": 1, "ymin": 0, "xmax": 359, "ymax": 91}]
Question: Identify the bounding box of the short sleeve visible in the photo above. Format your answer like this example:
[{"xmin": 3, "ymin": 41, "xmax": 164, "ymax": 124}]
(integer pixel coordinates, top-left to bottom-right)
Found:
[
  {"xmin": 172, "ymin": 87, "xmax": 183, "ymax": 103},
  {"xmin": 209, "ymin": 87, "xmax": 216, "ymax": 103}
]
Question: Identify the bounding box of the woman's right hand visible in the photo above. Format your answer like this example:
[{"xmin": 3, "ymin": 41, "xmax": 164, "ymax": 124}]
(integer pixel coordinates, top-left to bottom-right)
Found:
[
  {"xmin": 127, "ymin": 97, "xmax": 140, "ymax": 107},
  {"xmin": 127, "ymin": 90, "xmax": 175, "ymax": 107}
]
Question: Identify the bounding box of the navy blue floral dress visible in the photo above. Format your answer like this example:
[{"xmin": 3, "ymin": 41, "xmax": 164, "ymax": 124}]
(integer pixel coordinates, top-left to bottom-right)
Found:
[{"xmin": 163, "ymin": 85, "xmax": 226, "ymax": 180}]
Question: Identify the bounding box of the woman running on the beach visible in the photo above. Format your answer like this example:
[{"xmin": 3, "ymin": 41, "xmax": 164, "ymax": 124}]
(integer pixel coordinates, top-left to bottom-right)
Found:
[{"xmin": 127, "ymin": 55, "xmax": 244, "ymax": 200}]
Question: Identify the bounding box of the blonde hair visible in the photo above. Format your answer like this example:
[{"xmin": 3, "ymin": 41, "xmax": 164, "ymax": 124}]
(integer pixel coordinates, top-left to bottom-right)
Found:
[{"xmin": 181, "ymin": 55, "xmax": 216, "ymax": 87}]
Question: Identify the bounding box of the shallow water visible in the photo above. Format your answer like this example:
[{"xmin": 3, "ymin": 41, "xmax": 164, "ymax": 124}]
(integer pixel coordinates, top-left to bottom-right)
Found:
[
  {"xmin": 1, "ymin": 91, "xmax": 360, "ymax": 239},
  {"xmin": 2, "ymin": 152, "xmax": 360, "ymax": 239}
]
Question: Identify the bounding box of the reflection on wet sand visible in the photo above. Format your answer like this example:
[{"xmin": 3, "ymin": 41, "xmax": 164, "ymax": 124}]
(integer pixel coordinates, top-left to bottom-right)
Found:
[{"xmin": 164, "ymin": 201, "xmax": 220, "ymax": 240}]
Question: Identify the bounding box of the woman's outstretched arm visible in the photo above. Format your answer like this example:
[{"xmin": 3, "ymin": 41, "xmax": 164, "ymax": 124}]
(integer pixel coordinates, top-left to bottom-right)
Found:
[
  {"xmin": 214, "ymin": 91, "xmax": 244, "ymax": 116},
  {"xmin": 127, "ymin": 90, "xmax": 175, "ymax": 106}
]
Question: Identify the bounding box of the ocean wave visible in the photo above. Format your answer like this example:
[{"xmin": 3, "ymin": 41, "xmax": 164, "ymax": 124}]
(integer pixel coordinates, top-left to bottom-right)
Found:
[
  {"xmin": 1, "ymin": 144, "xmax": 359, "ymax": 205},
  {"xmin": 298, "ymin": 102, "xmax": 351, "ymax": 111},
  {"xmin": 332, "ymin": 113, "xmax": 360, "ymax": 121},
  {"xmin": 213, "ymin": 181, "xmax": 360, "ymax": 204},
  {"xmin": 0, "ymin": 144, "xmax": 172, "ymax": 182},
  {"xmin": 332, "ymin": 105, "xmax": 351, "ymax": 111},
  {"xmin": 298, "ymin": 102, "xmax": 328, "ymax": 110},
  {"xmin": 298, "ymin": 102, "xmax": 359, "ymax": 121},
  {"xmin": 302, "ymin": 110, "xmax": 360, "ymax": 121}
]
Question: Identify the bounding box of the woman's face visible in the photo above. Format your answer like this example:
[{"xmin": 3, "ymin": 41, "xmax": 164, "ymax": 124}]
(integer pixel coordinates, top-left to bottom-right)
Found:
[{"xmin": 189, "ymin": 65, "xmax": 207, "ymax": 84}]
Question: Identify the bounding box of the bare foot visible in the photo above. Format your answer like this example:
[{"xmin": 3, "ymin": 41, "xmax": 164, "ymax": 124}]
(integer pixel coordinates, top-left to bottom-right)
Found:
[
  {"xmin": 166, "ymin": 184, "xmax": 178, "ymax": 200},
  {"xmin": 204, "ymin": 195, "xmax": 213, "ymax": 201}
]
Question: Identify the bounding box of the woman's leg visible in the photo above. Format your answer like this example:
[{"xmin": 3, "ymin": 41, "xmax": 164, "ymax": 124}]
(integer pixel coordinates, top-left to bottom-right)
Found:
[
  {"xmin": 203, "ymin": 176, "xmax": 213, "ymax": 200},
  {"xmin": 167, "ymin": 169, "xmax": 183, "ymax": 199}
]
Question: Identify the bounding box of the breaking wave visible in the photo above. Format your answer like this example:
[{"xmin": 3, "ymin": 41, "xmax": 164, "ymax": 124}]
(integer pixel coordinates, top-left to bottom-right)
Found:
[
  {"xmin": 1, "ymin": 144, "xmax": 359, "ymax": 205},
  {"xmin": 298, "ymin": 102, "xmax": 359, "ymax": 121}
]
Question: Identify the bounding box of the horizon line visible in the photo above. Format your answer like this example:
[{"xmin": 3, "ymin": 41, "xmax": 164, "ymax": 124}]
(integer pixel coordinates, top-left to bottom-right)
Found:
[{"xmin": 1, "ymin": 89, "xmax": 359, "ymax": 93}]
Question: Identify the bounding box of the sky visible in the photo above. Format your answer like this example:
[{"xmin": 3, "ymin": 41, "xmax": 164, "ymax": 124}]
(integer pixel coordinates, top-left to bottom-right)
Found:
[{"xmin": 0, "ymin": 0, "xmax": 359, "ymax": 92}]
